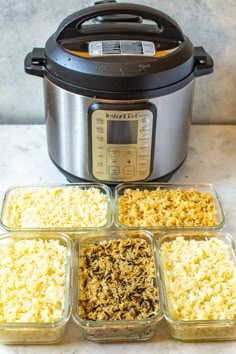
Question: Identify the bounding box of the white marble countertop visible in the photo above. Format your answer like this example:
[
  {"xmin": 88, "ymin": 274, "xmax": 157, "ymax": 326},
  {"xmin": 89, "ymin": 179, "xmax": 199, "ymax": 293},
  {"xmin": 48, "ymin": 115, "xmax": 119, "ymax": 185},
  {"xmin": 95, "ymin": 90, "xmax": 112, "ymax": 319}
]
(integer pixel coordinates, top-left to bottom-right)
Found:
[{"xmin": 0, "ymin": 124, "xmax": 236, "ymax": 354}]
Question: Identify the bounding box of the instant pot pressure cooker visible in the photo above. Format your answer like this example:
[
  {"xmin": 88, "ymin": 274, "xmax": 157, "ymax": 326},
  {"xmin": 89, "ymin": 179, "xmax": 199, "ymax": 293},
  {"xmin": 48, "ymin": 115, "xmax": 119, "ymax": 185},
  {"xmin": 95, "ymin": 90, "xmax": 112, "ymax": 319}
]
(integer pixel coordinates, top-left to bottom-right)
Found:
[{"xmin": 25, "ymin": 2, "xmax": 213, "ymax": 184}]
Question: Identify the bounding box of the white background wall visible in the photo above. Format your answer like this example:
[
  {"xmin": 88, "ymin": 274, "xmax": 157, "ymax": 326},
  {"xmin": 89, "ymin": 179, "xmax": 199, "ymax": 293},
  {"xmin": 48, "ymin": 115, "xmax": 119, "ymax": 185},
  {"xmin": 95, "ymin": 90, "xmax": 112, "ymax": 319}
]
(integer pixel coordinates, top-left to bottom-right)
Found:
[{"xmin": 1, "ymin": 0, "xmax": 236, "ymax": 123}]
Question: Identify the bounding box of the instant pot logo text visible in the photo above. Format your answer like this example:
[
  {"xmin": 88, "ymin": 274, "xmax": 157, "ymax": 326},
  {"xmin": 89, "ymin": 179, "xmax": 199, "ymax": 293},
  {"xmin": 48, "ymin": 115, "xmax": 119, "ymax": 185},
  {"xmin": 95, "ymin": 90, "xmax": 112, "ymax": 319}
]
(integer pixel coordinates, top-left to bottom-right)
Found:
[{"xmin": 106, "ymin": 112, "xmax": 138, "ymax": 119}]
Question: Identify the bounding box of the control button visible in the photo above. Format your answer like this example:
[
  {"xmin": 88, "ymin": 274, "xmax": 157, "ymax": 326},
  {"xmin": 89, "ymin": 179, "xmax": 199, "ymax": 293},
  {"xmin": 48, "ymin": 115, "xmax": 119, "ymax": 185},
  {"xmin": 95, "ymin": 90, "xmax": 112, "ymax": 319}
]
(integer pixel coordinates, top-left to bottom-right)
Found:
[
  {"xmin": 126, "ymin": 159, "xmax": 135, "ymax": 165},
  {"xmin": 96, "ymin": 118, "xmax": 104, "ymax": 124},
  {"xmin": 140, "ymin": 144, "xmax": 149, "ymax": 149},
  {"xmin": 139, "ymin": 139, "xmax": 149, "ymax": 144},
  {"xmin": 98, "ymin": 154, "xmax": 104, "ymax": 158},
  {"xmin": 137, "ymin": 170, "xmax": 149, "ymax": 178},
  {"xmin": 125, "ymin": 148, "xmax": 136, "ymax": 157},
  {"xmin": 140, "ymin": 133, "xmax": 150, "ymax": 139},
  {"xmin": 108, "ymin": 166, "xmax": 120, "ymax": 175},
  {"xmin": 97, "ymin": 147, "xmax": 105, "ymax": 154},
  {"xmin": 138, "ymin": 169, "xmax": 148, "ymax": 174},
  {"xmin": 110, "ymin": 159, "xmax": 118, "ymax": 164},
  {"xmin": 141, "ymin": 117, "xmax": 149, "ymax": 123},
  {"xmin": 97, "ymin": 162, "xmax": 104, "ymax": 167},
  {"xmin": 138, "ymin": 147, "xmax": 150, "ymax": 156},
  {"xmin": 124, "ymin": 166, "xmax": 135, "ymax": 175},
  {"xmin": 94, "ymin": 171, "xmax": 103, "ymax": 175},
  {"xmin": 96, "ymin": 126, "xmax": 104, "ymax": 133},
  {"xmin": 108, "ymin": 148, "xmax": 120, "ymax": 157},
  {"xmin": 139, "ymin": 160, "xmax": 149, "ymax": 166},
  {"xmin": 140, "ymin": 125, "xmax": 150, "ymax": 132},
  {"xmin": 138, "ymin": 152, "xmax": 149, "ymax": 158},
  {"xmin": 96, "ymin": 136, "xmax": 104, "ymax": 142}
]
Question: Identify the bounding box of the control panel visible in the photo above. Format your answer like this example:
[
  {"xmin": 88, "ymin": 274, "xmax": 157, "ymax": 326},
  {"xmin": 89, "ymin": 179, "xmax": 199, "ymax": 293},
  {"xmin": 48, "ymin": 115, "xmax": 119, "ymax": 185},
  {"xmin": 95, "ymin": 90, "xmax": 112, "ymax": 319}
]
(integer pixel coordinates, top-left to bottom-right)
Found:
[{"xmin": 89, "ymin": 104, "xmax": 156, "ymax": 182}]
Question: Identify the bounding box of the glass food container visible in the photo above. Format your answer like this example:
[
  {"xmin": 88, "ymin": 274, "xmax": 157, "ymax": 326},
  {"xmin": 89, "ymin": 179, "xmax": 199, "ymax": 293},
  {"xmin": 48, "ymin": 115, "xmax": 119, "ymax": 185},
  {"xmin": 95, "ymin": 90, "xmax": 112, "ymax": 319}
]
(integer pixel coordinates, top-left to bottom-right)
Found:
[
  {"xmin": 114, "ymin": 183, "xmax": 225, "ymax": 233},
  {"xmin": 0, "ymin": 183, "xmax": 112, "ymax": 233},
  {"xmin": 0, "ymin": 232, "xmax": 72, "ymax": 344},
  {"xmin": 158, "ymin": 231, "xmax": 236, "ymax": 341},
  {"xmin": 72, "ymin": 230, "xmax": 163, "ymax": 342}
]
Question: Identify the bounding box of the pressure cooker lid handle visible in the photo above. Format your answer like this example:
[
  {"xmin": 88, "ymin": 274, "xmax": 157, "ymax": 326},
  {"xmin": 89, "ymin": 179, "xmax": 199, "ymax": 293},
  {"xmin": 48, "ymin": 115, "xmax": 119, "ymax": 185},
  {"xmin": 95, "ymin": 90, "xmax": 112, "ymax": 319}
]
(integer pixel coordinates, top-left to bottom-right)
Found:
[{"xmin": 56, "ymin": 3, "xmax": 185, "ymax": 41}]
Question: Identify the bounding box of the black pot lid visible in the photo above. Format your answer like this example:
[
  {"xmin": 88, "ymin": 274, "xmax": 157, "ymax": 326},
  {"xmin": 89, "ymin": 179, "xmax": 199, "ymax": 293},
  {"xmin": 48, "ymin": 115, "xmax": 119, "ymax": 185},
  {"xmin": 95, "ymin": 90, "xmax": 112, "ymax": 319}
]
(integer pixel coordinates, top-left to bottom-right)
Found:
[{"xmin": 25, "ymin": 3, "xmax": 214, "ymax": 99}]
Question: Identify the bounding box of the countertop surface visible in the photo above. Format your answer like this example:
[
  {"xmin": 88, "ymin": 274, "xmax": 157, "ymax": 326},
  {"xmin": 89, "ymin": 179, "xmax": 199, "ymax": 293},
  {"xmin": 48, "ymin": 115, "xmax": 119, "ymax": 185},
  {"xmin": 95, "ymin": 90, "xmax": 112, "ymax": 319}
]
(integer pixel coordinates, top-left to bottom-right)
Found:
[{"xmin": 0, "ymin": 124, "xmax": 235, "ymax": 354}]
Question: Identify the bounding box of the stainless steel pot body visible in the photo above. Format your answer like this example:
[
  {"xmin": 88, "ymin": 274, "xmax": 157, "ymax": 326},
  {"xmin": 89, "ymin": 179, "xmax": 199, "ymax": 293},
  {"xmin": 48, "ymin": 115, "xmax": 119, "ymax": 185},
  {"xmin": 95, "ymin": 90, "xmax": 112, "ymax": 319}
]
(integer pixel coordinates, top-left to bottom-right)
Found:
[{"xmin": 44, "ymin": 78, "xmax": 195, "ymax": 183}]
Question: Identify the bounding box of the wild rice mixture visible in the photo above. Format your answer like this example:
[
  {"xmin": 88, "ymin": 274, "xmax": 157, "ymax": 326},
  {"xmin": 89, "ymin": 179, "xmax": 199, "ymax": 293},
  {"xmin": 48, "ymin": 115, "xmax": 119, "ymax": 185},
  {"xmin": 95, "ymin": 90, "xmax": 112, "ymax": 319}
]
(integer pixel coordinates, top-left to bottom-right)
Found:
[
  {"xmin": 78, "ymin": 238, "xmax": 159, "ymax": 321},
  {"xmin": 118, "ymin": 188, "xmax": 217, "ymax": 227}
]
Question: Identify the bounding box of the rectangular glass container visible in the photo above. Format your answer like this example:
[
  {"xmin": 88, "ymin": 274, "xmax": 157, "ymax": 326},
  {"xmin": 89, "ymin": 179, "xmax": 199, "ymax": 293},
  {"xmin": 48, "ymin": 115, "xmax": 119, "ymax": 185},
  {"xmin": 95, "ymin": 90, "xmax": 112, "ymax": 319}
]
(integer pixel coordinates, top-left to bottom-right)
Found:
[
  {"xmin": 158, "ymin": 231, "xmax": 236, "ymax": 341},
  {"xmin": 114, "ymin": 182, "xmax": 225, "ymax": 232},
  {"xmin": 0, "ymin": 232, "xmax": 72, "ymax": 344},
  {"xmin": 72, "ymin": 230, "xmax": 163, "ymax": 342},
  {"xmin": 0, "ymin": 183, "xmax": 112, "ymax": 232}
]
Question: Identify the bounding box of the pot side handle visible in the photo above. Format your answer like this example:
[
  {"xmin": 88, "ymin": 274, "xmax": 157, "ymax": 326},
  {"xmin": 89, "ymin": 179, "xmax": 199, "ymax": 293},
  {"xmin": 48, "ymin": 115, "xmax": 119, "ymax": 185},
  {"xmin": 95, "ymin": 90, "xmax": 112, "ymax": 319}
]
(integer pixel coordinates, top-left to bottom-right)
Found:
[
  {"xmin": 24, "ymin": 48, "xmax": 46, "ymax": 78},
  {"xmin": 194, "ymin": 47, "xmax": 214, "ymax": 77}
]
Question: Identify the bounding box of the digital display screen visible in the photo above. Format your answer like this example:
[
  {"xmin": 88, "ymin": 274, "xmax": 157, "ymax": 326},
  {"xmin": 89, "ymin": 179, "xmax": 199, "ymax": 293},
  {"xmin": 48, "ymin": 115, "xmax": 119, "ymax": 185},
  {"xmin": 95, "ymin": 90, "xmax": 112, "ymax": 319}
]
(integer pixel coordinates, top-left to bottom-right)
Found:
[{"xmin": 107, "ymin": 120, "xmax": 138, "ymax": 144}]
